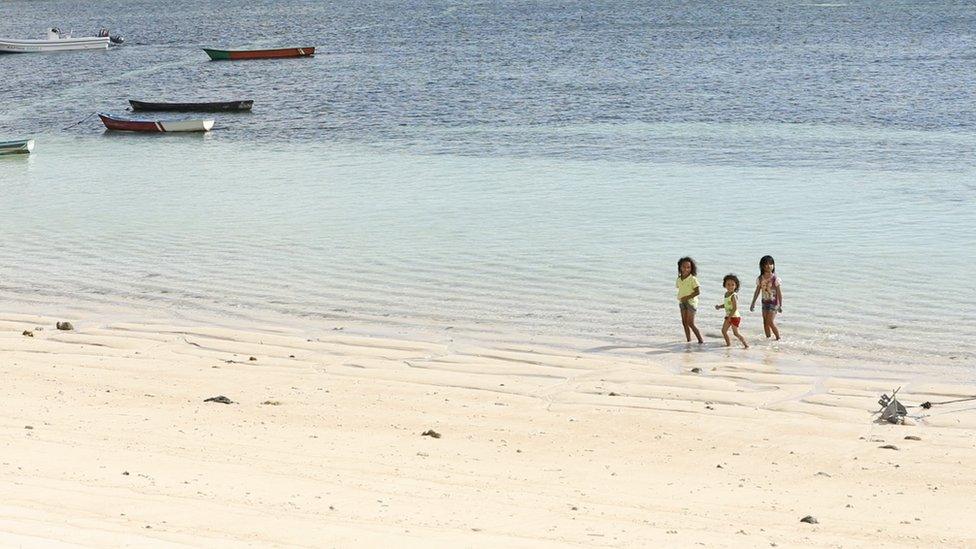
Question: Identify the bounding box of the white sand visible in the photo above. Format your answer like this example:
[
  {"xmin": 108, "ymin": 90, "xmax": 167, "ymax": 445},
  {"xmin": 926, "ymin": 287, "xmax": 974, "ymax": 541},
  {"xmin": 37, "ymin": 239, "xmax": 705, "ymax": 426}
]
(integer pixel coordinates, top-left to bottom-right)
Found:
[{"xmin": 2, "ymin": 313, "xmax": 975, "ymax": 547}]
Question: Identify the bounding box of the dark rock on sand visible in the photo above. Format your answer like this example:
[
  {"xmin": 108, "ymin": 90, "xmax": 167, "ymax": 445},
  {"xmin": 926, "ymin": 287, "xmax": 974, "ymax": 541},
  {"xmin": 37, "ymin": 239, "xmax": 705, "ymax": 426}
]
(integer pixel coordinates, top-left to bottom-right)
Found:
[
  {"xmin": 261, "ymin": 400, "xmax": 281, "ymax": 406},
  {"xmin": 22, "ymin": 330, "xmax": 33, "ymax": 337},
  {"xmin": 691, "ymin": 367, "xmax": 701, "ymax": 373},
  {"xmin": 904, "ymin": 435, "xmax": 921, "ymax": 441},
  {"xmin": 249, "ymin": 356, "xmax": 257, "ymax": 361},
  {"xmin": 204, "ymin": 395, "xmax": 234, "ymax": 404},
  {"xmin": 879, "ymin": 444, "xmax": 899, "ymax": 450},
  {"xmin": 421, "ymin": 429, "xmax": 442, "ymax": 439},
  {"xmin": 24, "ymin": 425, "xmax": 33, "ymax": 430},
  {"xmin": 800, "ymin": 515, "xmax": 818, "ymax": 524},
  {"xmin": 56, "ymin": 321, "xmax": 74, "ymax": 331},
  {"xmin": 608, "ymin": 392, "xmax": 620, "ymax": 397}
]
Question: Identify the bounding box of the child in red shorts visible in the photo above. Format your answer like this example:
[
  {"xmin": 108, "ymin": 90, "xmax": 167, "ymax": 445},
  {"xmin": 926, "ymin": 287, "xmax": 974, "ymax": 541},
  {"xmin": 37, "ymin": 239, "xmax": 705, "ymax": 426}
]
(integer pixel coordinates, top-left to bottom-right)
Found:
[{"xmin": 715, "ymin": 274, "xmax": 749, "ymax": 348}]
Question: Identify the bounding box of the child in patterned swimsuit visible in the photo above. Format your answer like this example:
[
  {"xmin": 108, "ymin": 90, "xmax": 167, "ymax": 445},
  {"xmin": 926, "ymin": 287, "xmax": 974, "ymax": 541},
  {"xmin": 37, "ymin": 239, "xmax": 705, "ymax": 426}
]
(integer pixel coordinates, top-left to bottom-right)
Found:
[
  {"xmin": 715, "ymin": 274, "xmax": 749, "ymax": 348},
  {"xmin": 675, "ymin": 257, "xmax": 703, "ymax": 344},
  {"xmin": 749, "ymin": 255, "xmax": 783, "ymax": 340}
]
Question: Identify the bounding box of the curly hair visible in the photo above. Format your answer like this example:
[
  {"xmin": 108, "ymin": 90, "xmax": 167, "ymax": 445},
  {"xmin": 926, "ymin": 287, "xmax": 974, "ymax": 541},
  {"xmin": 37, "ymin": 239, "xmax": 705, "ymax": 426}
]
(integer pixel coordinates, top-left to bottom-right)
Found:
[{"xmin": 723, "ymin": 274, "xmax": 740, "ymax": 292}]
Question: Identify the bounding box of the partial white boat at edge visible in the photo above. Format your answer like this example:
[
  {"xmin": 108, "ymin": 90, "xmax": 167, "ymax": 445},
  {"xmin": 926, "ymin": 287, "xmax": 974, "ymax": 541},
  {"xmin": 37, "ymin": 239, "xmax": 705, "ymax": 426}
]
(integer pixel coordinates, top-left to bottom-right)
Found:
[
  {"xmin": 0, "ymin": 139, "xmax": 35, "ymax": 155},
  {"xmin": 0, "ymin": 28, "xmax": 109, "ymax": 53}
]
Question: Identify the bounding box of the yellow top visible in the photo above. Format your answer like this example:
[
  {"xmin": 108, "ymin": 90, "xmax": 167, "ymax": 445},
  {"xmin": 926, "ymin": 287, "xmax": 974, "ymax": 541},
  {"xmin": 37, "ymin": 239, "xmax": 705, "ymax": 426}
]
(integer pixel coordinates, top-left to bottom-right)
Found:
[
  {"xmin": 724, "ymin": 292, "xmax": 740, "ymax": 318},
  {"xmin": 676, "ymin": 275, "xmax": 699, "ymax": 307}
]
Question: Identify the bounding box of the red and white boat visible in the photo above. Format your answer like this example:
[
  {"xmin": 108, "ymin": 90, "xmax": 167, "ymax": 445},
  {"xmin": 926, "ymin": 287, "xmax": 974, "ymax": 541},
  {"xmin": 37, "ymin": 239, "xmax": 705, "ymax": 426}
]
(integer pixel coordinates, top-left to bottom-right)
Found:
[{"xmin": 98, "ymin": 113, "xmax": 214, "ymax": 132}]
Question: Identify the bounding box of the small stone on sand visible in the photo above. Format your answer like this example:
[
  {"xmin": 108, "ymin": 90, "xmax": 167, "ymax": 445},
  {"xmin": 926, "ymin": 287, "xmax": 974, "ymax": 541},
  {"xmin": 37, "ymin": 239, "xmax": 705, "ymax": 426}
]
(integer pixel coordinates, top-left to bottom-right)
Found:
[
  {"xmin": 249, "ymin": 356, "xmax": 257, "ymax": 361},
  {"xmin": 878, "ymin": 444, "xmax": 899, "ymax": 450},
  {"xmin": 261, "ymin": 400, "xmax": 281, "ymax": 406},
  {"xmin": 22, "ymin": 330, "xmax": 33, "ymax": 337},
  {"xmin": 24, "ymin": 425, "xmax": 33, "ymax": 430},
  {"xmin": 421, "ymin": 429, "xmax": 441, "ymax": 439},
  {"xmin": 800, "ymin": 515, "xmax": 818, "ymax": 524},
  {"xmin": 691, "ymin": 367, "xmax": 701, "ymax": 373},
  {"xmin": 904, "ymin": 435, "xmax": 921, "ymax": 441},
  {"xmin": 204, "ymin": 395, "xmax": 234, "ymax": 404},
  {"xmin": 56, "ymin": 321, "xmax": 74, "ymax": 331}
]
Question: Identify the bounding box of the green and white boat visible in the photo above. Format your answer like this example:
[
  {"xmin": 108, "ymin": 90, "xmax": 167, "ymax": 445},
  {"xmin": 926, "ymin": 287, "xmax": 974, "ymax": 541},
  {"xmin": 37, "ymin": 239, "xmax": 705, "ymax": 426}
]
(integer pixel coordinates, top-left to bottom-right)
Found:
[{"xmin": 0, "ymin": 138, "xmax": 34, "ymax": 155}]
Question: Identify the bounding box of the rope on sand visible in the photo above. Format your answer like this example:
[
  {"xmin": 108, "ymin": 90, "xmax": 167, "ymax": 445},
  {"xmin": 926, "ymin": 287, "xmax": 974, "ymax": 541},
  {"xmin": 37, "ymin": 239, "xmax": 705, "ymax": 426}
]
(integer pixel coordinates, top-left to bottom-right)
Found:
[
  {"xmin": 877, "ymin": 387, "xmax": 976, "ymax": 423},
  {"xmin": 920, "ymin": 395, "xmax": 976, "ymax": 409}
]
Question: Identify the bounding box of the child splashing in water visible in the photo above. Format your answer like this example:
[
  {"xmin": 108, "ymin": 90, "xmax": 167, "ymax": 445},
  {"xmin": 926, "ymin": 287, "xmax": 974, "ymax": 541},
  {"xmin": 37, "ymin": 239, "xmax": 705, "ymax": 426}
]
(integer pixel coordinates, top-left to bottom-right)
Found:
[
  {"xmin": 676, "ymin": 257, "xmax": 703, "ymax": 344},
  {"xmin": 715, "ymin": 274, "xmax": 749, "ymax": 348},
  {"xmin": 750, "ymin": 255, "xmax": 783, "ymax": 340}
]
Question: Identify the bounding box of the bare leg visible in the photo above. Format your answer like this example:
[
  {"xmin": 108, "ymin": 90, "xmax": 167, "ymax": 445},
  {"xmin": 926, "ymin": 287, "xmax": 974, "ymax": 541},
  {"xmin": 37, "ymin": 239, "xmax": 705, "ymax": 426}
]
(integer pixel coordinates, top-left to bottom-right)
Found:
[
  {"xmin": 768, "ymin": 311, "xmax": 780, "ymax": 340},
  {"xmin": 762, "ymin": 310, "xmax": 772, "ymax": 338},
  {"xmin": 680, "ymin": 308, "xmax": 691, "ymax": 342},
  {"xmin": 722, "ymin": 319, "xmax": 731, "ymax": 346},
  {"xmin": 688, "ymin": 310, "xmax": 703, "ymax": 344},
  {"xmin": 732, "ymin": 325, "xmax": 749, "ymax": 348}
]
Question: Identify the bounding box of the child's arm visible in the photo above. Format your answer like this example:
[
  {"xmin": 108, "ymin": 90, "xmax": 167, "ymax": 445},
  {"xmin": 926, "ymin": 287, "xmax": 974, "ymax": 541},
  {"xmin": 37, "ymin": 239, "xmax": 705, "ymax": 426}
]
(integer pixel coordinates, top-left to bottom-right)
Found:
[
  {"xmin": 730, "ymin": 294, "xmax": 739, "ymax": 317},
  {"xmin": 749, "ymin": 284, "xmax": 760, "ymax": 311},
  {"xmin": 681, "ymin": 286, "xmax": 700, "ymax": 303},
  {"xmin": 777, "ymin": 283, "xmax": 783, "ymax": 312}
]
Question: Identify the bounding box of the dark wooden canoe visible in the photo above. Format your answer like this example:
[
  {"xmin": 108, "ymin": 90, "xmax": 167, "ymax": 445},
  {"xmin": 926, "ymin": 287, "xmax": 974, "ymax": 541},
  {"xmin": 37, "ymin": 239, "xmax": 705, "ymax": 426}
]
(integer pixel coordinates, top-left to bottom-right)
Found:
[
  {"xmin": 203, "ymin": 47, "xmax": 314, "ymax": 60},
  {"xmin": 129, "ymin": 100, "xmax": 253, "ymax": 112}
]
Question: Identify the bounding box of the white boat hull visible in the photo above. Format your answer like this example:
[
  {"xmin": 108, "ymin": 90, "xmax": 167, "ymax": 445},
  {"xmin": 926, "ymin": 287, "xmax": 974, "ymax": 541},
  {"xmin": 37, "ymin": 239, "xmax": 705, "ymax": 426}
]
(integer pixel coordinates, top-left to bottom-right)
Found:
[
  {"xmin": 160, "ymin": 119, "xmax": 215, "ymax": 132},
  {"xmin": 0, "ymin": 36, "xmax": 109, "ymax": 53},
  {"xmin": 0, "ymin": 139, "xmax": 35, "ymax": 155},
  {"xmin": 98, "ymin": 113, "xmax": 214, "ymax": 132}
]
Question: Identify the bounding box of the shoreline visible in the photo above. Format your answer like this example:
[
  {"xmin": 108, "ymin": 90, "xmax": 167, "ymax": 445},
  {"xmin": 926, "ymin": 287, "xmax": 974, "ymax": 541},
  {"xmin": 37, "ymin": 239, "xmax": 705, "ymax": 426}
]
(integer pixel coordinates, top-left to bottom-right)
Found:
[
  {"xmin": 0, "ymin": 293, "xmax": 971, "ymax": 384},
  {"xmin": 3, "ymin": 311, "xmax": 976, "ymax": 546}
]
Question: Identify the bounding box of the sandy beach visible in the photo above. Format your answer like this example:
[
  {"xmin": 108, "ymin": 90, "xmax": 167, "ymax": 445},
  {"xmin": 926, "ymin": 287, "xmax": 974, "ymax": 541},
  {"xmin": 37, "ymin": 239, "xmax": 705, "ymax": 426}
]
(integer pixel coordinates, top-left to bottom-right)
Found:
[{"xmin": 2, "ymin": 312, "xmax": 975, "ymax": 547}]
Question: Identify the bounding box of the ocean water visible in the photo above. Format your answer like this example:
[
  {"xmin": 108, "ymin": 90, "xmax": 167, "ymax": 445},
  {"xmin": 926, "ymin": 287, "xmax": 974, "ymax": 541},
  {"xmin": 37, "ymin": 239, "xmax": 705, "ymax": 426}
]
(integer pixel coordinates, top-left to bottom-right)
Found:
[{"xmin": 1, "ymin": 0, "xmax": 975, "ymax": 379}]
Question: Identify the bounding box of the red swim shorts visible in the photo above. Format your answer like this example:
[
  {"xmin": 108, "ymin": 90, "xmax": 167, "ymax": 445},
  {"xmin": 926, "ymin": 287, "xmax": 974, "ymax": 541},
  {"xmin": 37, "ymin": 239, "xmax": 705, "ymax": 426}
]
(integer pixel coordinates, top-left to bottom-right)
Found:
[{"xmin": 727, "ymin": 317, "xmax": 741, "ymax": 327}]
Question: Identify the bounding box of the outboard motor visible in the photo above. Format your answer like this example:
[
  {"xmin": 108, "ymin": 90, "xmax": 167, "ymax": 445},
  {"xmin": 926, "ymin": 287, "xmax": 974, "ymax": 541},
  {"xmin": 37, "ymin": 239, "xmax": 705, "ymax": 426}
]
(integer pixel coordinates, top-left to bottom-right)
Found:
[
  {"xmin": 47, "ymin": 27, "xmax": 67, "ymax": 40},
  {"xmin": 98, "ymin": 28, "xmax": 124, "ymax": 44}
]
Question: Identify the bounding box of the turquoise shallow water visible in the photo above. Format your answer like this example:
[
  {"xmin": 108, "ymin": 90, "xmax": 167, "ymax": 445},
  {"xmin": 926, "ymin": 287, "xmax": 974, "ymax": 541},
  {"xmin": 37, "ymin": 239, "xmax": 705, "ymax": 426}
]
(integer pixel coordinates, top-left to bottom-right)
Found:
[
  {"xmin": 2, "ymin": 131, "xmax": 974, "ymax": 380},
  {"xmin": 1, "ymin": 0, "xmax": 975, "ymax": 379}
]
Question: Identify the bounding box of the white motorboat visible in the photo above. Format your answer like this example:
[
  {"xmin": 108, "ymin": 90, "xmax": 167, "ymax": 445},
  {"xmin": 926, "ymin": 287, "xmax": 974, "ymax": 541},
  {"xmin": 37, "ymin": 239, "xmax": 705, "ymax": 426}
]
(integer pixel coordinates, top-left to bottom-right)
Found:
[{"xmin": 0, "ymin": 28, "xmax": 110, "ymax": 53}]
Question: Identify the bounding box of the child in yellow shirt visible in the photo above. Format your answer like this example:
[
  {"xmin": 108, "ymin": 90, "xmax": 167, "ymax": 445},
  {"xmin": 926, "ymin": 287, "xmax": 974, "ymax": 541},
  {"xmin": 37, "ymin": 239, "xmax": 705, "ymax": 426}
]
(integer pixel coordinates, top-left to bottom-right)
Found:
[
  {"xmin": 676, "ymin": 257, "xmax": 703, "ymax": 344},
  {"xmin": 715, "ymin": 274, "xmax": 749, "ymax": 348}
]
